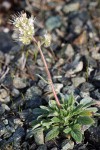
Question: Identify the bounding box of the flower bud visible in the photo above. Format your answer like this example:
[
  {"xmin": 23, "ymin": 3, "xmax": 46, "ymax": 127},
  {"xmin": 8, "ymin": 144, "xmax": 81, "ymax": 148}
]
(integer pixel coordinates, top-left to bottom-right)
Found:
[{"xmin": 44, "ymin": 33, "xmax": 51, "ymax": 47}]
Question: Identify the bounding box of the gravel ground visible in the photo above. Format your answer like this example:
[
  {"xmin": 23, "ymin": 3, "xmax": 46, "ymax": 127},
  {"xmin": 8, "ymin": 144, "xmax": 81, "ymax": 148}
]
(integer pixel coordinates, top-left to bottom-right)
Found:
[{"xmin": 0, "ymin": 0, "xmax": 100, "ymax": 150}]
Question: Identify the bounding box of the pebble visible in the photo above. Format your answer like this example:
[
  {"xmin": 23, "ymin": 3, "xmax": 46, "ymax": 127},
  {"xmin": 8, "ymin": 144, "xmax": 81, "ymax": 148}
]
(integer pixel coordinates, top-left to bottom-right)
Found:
[
  {"xmin": 27, "ymin": 128, "xmax": 44, "ymax": 145},
  {"xmin": 25, "ymin": 86, "xmax": 42, "ymax": 100},
  {"xmin": 63, "ymin": 3, "xmax": 80, "ymax": 14},
  {"xmin": 0, "ymin": 106, "xmax": 5, "ymax": 115},
  {"xmin": 44, "ymin": 83, "xmax": 63, "ymax": 93},
  {"xmin": 0, "ymin": 89, "xmax": 8, "ymax": 99},
  {"xmin": 11, "ymin": 88, "xmax": 20, "ymax": 97},
  {"xmin": 92, "ymin": 73, "xmax": 100, "ymax": 88},
  {"xmin": 61, "ymin": 139, "xmax": 74, "ymax": 150},
  {"xmin": 0, "ymin": 32, "xmax": 16, "ymax": 52},
  {"xmin": 90, "ymin": 89, "xmax": 100, "ymax": 100},
  {"xmin": 65, "ymin": 44, "xmax": 74, "ymax": 58},
  {"xmin": 80, "ymin": 82, "xmax": 94, "ymax": 92},
  {"xmin": 72, "ymin": 77, "xmax": 86, "ymax": 87},
  {"xmin": 13, "ymin": 77, "xmax": 28, "ymax": 89},
  {"xmin": 25, "ymin": 95, "xmax": 42, "ymax": 109},
  {"xmin": 46, "ymin": 16, "xmax": 62, "ymax": 31},
  {"xmin": 37, "ymin": 145, "xmax": 47, "ymax": 150},
  {"xmin": 33, "ymin": 128, "xmax": 44, "ymax": 145}
]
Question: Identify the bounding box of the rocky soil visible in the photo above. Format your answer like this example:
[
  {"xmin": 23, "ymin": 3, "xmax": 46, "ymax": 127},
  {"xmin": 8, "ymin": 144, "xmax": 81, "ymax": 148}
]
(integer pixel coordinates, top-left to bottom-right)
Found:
[{"xmin": 0, "ymin": 0, "xmax": 100, "ymax": 150}]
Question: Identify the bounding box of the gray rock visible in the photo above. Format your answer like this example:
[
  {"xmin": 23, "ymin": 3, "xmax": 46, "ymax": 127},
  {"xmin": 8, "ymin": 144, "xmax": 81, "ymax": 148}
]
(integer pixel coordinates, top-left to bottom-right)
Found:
[
  {"xmin": 62, "ymin": 85, "xmax": 75, "ymax": 95},
  {"xmin": 88, "ymin": 126, "xmax": 100, "ymax": 143},
  {"xmin": 37, "ymin": 145, "xmax": 47, "ymax": 150},
  {"xmin": 91, "ymin": 89, "xmax": 100, "ymax": 100},
  {"xmin": 8, "ymin": 127, "xmax": 25, "ymax": 145},
  {"xmin": 2, "ymin": 125, "xmax": 15, "ymax": 139},
  {"xmin": 3, "ymin": 74, "xmax": 13, "ymax": 87},
  {"xmin": 61, "ymin": 139, "xmax": 74, "ymax": 150},
  {"xmin": 46, "ymin": 16, "xmax": 62, "ymax": 31},
  {"xmin": 38, "ymin": 79, "xmax": 47, "ymax": 90},
  {"xmin": 92, "ymin": 72, "xmax": 100, "ymax": 87},
  {"xmin": 63, "ymin": 3, "xmax": 80, "ymax": 13},
  {"xmin": 44, "ymin": 83, "xmax": 63, "ymax": 93},
  {"xmin": 18, "ymin": 109, "xmax": 32, "ymax": 121},
  {"xmin": 65, "ymin": 44, "xmax": 74, "ymax": 58},
  {"xmin": 25, "ymin": 95, "xmax": 42, "ymax": 109},
  {"xmin": 0, "ymin": 123, "xmax": 6, "ymax": 136},
  {"xmin": 3, "ymin": 119, "xmax": 8, "ymax": 125},
  {"xmin": 72, "ymin": 77, "xmax": 86, "ymax": 87},
  {"xmin": 0, "ymin": 32, "xmax": 16, "ymax": 53},
  {"xmin": 11, "ymin": 88, "xmax": 20, "ymax": 97},
  {"xmin": 2, "ymin": 104, "xmax": 10, "ymax": 111},
  {"xmin": 13, "ymin": 77, "xmax": 28, "ymax": 89},
  {"xmin": 25, "ymin": 86, "xmax": 42, "ymax": 108},
  {"xmin": 80, "ymin": 82, "xmax": 94, "ymax": 92},
  {"xmin": 0, "ymin": 105, "xmax": 5, "ymax": 115},
  {"xmin": 51, "ymin": 147, "xmax": 58, "ymax": 150},
  {"xmin": 25, "ymin": 86, "xmax": 42, "ymax": 100},
  {"xmin": 0, "ymin": 89, "xmax": 8, "ymax": 99},
  {"xmin": 33, "ymin": 128, "xmax": 44, "ymax": 145}
]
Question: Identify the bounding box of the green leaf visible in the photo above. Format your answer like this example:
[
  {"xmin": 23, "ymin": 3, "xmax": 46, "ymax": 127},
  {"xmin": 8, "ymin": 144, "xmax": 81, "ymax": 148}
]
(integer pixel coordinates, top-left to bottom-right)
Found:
[
  {"xmin": 72, "ymin": 104, "xmax": 84, "ymax": 115},
  {"xmin": 41, "ymin": 120, "xmax": 53, "ymax": 129},
  {"xmin": 31, "ymin": 120, "xmax": 41, "ymax": 130},
  {"xmin": 45, "ymin": 126, "xmax": 59, "ymax": 142},
  {"xmin": 71, "ymin": 128, "xmax": 82, "ymax": 143},
  {"xmin": 86, "ymin": 107, "xmax": 98, "ymax": 113},
  {"xmin": 67, "ymin": 94, "xmax": 75, "ymax": 107},
  {"xmin": 40, "ymin": 106, "xmax": 50, "ymax": 111},
  {"xmin": 51, "ymin": 117, "xmax": 60, "ymax": 123},
  {"xmin": 63, "ymin": 127, "xmax": 71, "ymax": 134},
  {"xmin": 79, "ymin": 110, "xmax": 93, "ymax": 116},
  {"xmin": 49, "ymin": 100, "xmax": 57, "ymax": 108},
  {"xmin": 77, "ymin": 116, "xmax": 94, "ymax": 125},
  {"xmin": 80, "ymin": 98, "xmax": 95, "ymax": 108}
]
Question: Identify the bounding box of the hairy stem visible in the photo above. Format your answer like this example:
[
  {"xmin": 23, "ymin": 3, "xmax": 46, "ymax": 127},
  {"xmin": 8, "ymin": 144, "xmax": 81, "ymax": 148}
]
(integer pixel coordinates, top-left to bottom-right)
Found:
[{"xmin": 33, "ymin": 38, "xmax": 61, "ymax": 107}]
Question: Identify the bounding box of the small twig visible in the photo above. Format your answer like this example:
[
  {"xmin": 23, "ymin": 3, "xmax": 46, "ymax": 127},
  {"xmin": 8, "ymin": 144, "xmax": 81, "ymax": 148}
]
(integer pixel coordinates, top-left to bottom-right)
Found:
[{"xmin": 0, "ymin": 67, "xmax": 9, "ymax": 81}]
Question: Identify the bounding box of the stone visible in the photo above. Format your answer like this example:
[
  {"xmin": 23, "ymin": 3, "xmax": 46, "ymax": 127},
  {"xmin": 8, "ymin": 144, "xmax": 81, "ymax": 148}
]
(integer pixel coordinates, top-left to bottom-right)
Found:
[
  {"xmin": 0, "ymin": 89, "xmax": 8, "ymax": 99},
  {"xmin": 25, "ymin": 95, "xmax": 42, "ymax": 109},
  {"xmin": 37, "ymin": 145, "xmax": 47, "ymax": 150},
  {"xmin": 92, "ymin": 73, "xmax": 100, "ymax": 88},
  {"xmin": 88, "ymin": 126, "xmax": 100, "ymax": 144},
  {"xmin": 0, "ymin": 32, "xmax": 16, "ymax": 53},
  {"xmin": 38, "ymin": 79, "xmax": 47, "ymax": 90},
  {"xmin": 90, "ymin": 89, "xmax": 100, "ymax": 100},
  {"xmin": 65, "ymin": 44, "xmax": 74, "ymax": 58},
  {"xmin": 72, "ymin": 77, "xmax": 86, "ymax": 87},
  {"xmin": 33, "ymin": 128, "xmax": 44, "ymax": 145},
  {"xmin": 80, "ymin": 82, "xmax": 94, "ymax": 92},
  {"xmin": 61, "ymin": 139, "xmax": 74, "ymax": 150},
  {"xmin": 25, "ymin": 86, "xmax": 42, "ymax": 100},
  {"xmin": 63, "ymin": 3, "xmax": 80, "ymax": 14},
  {"xmin": 11, "ymin": 88, "xmax": 20, "ymax": 97},
  {"xmin": 2, "ymin": 104, "xmax": 10, "ymax": 111},
  {"xmin": 46, "ymin": 16, "xmax": 62, "ymax": 31},
  {"xmin": 0, "ymin": 106, "xmax": 5, "ymax": 115},
  {"xmin": 44, "ymin": 83, "xmax": 63, "ymax": 93},
  {"xmin": 13, "ymin": 77, "xmax": 28, "ymax": 89},
  {"xmin": 25, "ymin": 86, "xmax": 42, "ymax": 108},
  {"xmin": 51, "ymin": 147, "xmax": 58, "ymax": 150}
]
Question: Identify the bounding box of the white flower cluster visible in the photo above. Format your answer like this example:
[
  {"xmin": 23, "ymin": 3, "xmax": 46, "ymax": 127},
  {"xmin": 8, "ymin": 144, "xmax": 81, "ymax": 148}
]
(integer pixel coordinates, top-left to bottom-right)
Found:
[
  {"xmin": 44, "ymin": 33, "xmax": 51, "ymax": 47},
  {"xmin": 12, "ymin": 13, "xmax": 34, "ymax": 45}
]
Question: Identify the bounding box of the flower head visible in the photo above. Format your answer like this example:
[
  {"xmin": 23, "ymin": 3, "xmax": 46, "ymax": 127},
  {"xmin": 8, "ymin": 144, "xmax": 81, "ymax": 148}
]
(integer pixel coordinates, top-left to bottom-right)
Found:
[
  {"xmin": 44, "ymin": 33, "xmax": 51, "ymax": 47},
  {"xmin": 12, "ymin": 12, "xmax": 34, "ymax": 45}
]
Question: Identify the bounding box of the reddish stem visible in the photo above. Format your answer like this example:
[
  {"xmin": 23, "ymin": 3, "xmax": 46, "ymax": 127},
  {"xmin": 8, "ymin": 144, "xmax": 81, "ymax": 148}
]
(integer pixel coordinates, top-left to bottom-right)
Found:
[{"xmin": 33, "ymin": 38, "xmax": 61, "ymax": 107}]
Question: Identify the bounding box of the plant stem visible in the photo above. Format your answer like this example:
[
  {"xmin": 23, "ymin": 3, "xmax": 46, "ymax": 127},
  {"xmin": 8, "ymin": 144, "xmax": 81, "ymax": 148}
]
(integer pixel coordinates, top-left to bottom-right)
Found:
[{"xmin": 32, "ymin": 38, "xmax": 61, "ymax": 107}]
